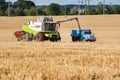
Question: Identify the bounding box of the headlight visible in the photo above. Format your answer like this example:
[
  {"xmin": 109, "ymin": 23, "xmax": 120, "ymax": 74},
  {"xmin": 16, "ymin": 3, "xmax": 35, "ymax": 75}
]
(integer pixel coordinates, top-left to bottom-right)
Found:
[{"xmin": 85, "ymin": 37, "xmax": 88, "ymax": 39}]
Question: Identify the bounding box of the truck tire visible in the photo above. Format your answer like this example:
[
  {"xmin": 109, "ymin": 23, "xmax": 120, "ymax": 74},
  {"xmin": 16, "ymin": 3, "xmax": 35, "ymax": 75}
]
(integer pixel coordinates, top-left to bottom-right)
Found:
[
  {"xmin": 82, "ymin": 39, "xmax": 87, "ymax": 42},
  {"xmin": 35, "ymin": 33, "xmax": 44, "ymax": 41},
  {"xmin": 72, "ymin": 36, "xmax": 76, "ymax": 42}
]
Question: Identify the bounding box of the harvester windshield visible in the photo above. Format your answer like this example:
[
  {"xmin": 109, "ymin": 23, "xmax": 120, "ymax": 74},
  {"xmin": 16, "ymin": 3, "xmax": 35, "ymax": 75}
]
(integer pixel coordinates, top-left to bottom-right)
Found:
[{"xmin": 44, "ymin": 23, "xmax": 57, "ymax": 31}]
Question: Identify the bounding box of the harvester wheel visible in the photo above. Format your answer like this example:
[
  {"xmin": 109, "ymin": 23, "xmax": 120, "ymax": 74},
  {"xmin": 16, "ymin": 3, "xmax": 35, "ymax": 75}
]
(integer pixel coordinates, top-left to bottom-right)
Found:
[
  {"xmin": 25, "ymin": 33, "xmax": 30, "ymax": 41},
  {"xmin": 35, "ymin": 33, "xmax": 44, "ymax": 41},
  {"xmin": 54, "ymin": 39, "xmax": 58, "ymax": 42},
  {"xmin": 50, "ymin": 38, "xmax": 55, "ymax": 42}
]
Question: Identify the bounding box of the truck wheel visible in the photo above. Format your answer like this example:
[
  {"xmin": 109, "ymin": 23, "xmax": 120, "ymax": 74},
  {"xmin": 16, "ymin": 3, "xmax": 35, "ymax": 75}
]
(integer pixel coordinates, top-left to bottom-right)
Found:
[
  {"xmin": 82, "ymin": 39, "xmax": 86, "ymax": 42},
  {"xmin": 35, "ymin": 33, "xmax": 44, "ymax": 41},
  {"xmin": 72, "ymin": 36, "xmax": 76, "ymax": 42}
]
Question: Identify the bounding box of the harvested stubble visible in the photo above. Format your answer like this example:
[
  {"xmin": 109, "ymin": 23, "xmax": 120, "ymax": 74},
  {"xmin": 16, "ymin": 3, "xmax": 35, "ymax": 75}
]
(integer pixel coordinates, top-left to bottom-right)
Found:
[{"xmin": 0, "ymin": 15, "xmax": 120, "ymax": 80}]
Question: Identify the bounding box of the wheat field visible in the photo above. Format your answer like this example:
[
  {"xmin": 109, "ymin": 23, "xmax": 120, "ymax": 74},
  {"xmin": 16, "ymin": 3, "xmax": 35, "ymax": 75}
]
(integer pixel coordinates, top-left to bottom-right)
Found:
[{"xmin": 0, "ymin": 15, "xmax": 120, "ymax": 80}]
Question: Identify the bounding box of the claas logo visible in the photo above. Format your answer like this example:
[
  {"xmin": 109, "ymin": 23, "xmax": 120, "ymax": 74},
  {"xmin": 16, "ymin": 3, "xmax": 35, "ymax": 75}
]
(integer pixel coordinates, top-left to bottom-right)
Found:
[{"xmin": 35, "ymin": 25, "xmax": 41, "ymax": 28}]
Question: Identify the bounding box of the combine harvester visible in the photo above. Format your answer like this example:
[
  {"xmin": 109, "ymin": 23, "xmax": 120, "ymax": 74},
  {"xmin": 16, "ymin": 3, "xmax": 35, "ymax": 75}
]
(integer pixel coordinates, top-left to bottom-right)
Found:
[
  {"xmin": 14, "ymin": 16, "xmax": 61, "ymax": 42},
  {"xmin": 14, "ymin": 16, "xmax": 96, "ymax": 42}
]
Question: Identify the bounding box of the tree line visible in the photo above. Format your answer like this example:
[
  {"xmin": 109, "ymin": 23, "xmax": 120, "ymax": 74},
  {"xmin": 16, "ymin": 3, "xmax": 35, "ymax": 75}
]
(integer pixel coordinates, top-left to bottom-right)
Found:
[{"xmin": 0, "ymin": 0, "xmax": 120, "ymax": 16}]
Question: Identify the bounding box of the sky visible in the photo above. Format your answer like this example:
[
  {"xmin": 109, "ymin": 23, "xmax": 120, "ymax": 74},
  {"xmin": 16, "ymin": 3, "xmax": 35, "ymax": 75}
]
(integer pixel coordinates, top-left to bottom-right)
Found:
[{"xmin": 7, "ymin": 0, "xmax": 120, "ymax": 5}]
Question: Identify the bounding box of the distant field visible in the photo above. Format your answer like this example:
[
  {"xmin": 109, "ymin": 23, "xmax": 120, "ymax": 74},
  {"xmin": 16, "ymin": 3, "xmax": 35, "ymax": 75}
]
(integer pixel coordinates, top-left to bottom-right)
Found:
[{"xmin": 0, "ymin": 15, "xmax": 120, "ymax": 80}]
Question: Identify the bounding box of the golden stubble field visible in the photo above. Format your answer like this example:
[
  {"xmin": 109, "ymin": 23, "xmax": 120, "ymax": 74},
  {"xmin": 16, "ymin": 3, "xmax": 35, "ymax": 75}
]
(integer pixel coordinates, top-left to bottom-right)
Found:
[{"xmin": 0, "ymin": 15, "xmax": 120, "ymax": 80}]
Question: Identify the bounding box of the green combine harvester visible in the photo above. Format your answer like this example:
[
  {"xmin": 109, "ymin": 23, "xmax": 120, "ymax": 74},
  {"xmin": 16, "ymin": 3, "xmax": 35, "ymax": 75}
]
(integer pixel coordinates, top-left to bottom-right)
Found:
[{"xmin": 14, "ymin": 16, "xmax": 61, "ymax": 42}]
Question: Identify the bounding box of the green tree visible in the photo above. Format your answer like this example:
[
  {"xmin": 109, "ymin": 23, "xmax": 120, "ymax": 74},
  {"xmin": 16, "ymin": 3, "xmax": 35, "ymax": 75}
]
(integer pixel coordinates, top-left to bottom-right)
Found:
[
  {"xmin": 28, "ymin": 7, "xmax": 37, "ymax": 16},
  {"xmin": 111, "ymin": 5, "xmax": 118, "ymax": 14},
  {"xmin": 70, "ymin": 7, "xmax": 78, "ymax": 15},
  {"xmin": 105, "ymin": 5, "xmax": 120, "ymax": 14},
  {"xmin": 105, "ymin": 6, "xmax": 112, "ymax": 14},
  {"xmin": 62, "ymin": 6, "xmax": 70, "ymax": 15},
  {"xmin": 13, "ymin": 0, "xmax": 36, "ymax": 16},
  {"xmin": 38, "ymin": 5, "xmax": 49, "ymax": 15},
  {"xmin": 5, "ymin": 7, "xmax": 15, "ymax": 16},
  {"xmin": 24, "ymin": 7, "xmax": 37, "ymax": 16},
  {"xmin": 37, "ymin": 8, "xmax": 46, "ymax": 15},
  {"xmin": 0, "ymin": 1, "xmax": 6, "ymax": 16},
  {"xmin": 14, "ymin": 0, "xmax": 35, "ymax": 9},
  {"xmin": 87, "ymin": 8, "xmax": 98, "ymax": 15},
  {"xmin": 23, "ymin": 8, "xmax": 29, "ymax": 16},
  {"xmin": 14, "ymin": 7, "xmax": 23, "ymax": 16},
  {"xmin": 0, "ymin": 10, "xmax": 4, "ymax": 16},
  {"xmin": 96, "ymin": 2, "xmax": 104, "ymax": 14},
  {"xmin": 47, "ymin": 3, "xmax": 61, "ymax": 15},
  {"xmin": 116, "ymin": 6, "xmax": 120, "ymax": 14}
]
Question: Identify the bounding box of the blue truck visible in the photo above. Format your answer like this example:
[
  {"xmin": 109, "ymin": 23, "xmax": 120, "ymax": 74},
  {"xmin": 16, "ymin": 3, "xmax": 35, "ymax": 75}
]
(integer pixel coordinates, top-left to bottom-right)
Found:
[
  {"xmin": 71, "ymin": 29, "xmax": 96, "ymax": 42},
  {"xmin": 57, "ymin": 17, "xmax": 96, "ymax": 42}
]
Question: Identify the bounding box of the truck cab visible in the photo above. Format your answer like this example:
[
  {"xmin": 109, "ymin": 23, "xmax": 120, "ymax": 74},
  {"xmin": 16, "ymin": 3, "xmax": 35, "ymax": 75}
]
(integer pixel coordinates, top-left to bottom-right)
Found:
[{"xmin": 71, "ymin": 29, "xmax": 96, "ymax": 42}]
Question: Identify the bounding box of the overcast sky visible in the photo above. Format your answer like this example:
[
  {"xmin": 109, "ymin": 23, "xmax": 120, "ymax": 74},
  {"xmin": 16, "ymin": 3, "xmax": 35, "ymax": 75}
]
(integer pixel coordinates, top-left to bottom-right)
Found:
[{"xmin": 7, "ymin": 0, "xmax": 120, "ymax": 5}]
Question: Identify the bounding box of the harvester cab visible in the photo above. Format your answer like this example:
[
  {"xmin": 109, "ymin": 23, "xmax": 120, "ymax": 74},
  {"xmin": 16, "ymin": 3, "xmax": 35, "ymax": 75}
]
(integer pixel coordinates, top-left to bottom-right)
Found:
[{"xmin": 43, "ymin": 22, "xmax": 58, "ymax": 31}]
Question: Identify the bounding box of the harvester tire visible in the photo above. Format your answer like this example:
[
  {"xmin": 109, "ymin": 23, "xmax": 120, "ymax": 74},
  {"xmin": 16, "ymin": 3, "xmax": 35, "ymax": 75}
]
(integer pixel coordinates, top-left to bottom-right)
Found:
[
  {"xmin": 50, "ymin": 38, "xmax": 55, "ymax": 42},
  {"xmin": 35, "ymin": 33, "xmax": 44, "ymax": 41}
]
